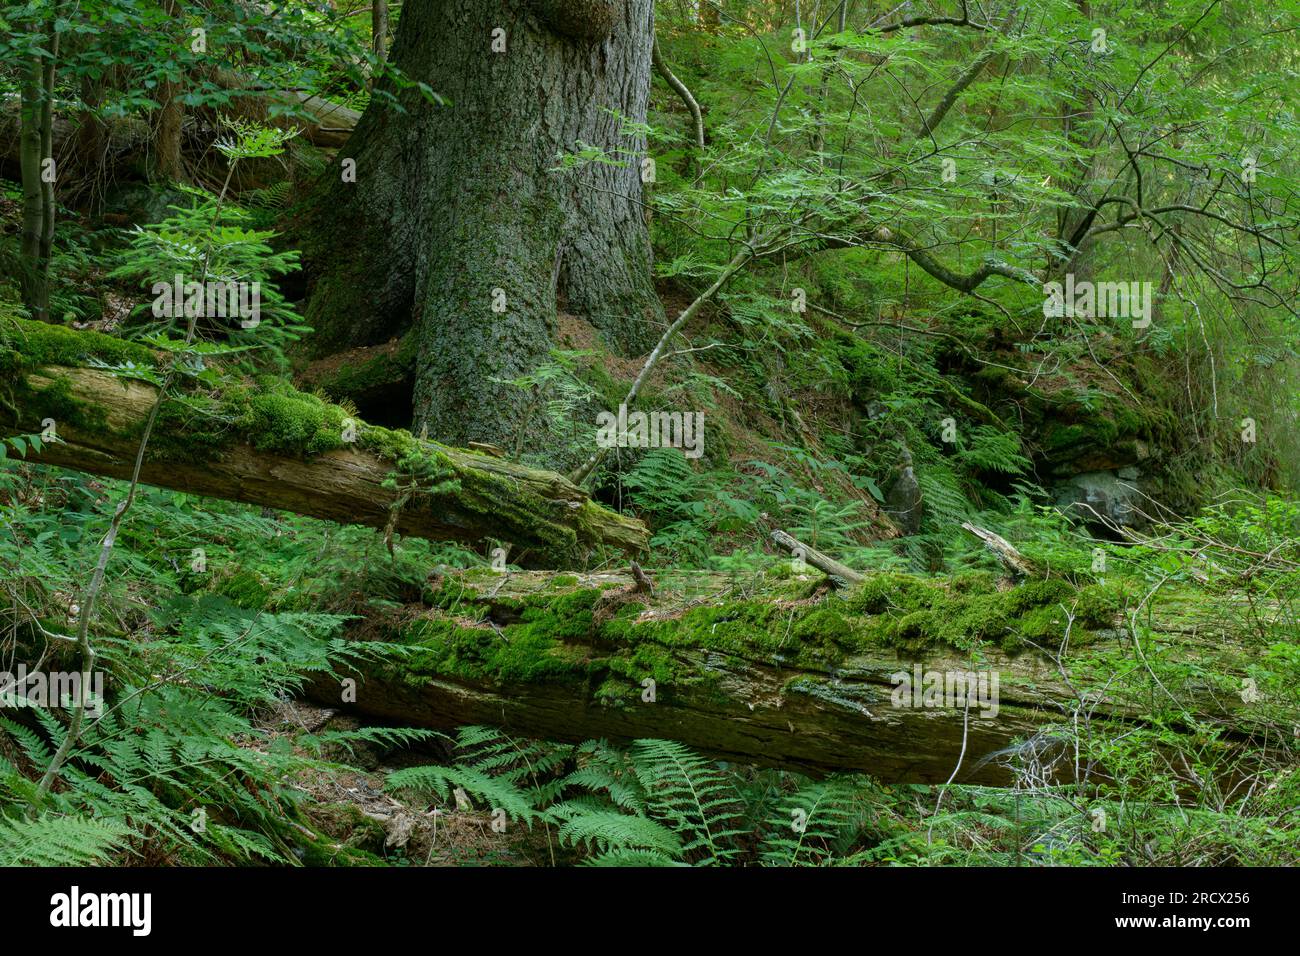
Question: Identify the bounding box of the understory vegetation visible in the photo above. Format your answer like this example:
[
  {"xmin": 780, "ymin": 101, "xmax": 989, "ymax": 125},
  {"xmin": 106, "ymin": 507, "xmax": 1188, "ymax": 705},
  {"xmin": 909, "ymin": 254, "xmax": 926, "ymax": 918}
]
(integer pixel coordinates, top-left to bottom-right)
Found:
[{"xmin": 0, "ymin": 0, "xmax": 1297, "ymax": 867}]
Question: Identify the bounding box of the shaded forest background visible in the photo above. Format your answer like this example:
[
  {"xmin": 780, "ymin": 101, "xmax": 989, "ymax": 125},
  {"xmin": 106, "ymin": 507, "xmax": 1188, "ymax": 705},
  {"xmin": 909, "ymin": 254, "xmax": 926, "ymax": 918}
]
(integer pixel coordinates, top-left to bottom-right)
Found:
[{"xmin": 0, "ymin": 0, "xmax": 1297, "ymax": 866}]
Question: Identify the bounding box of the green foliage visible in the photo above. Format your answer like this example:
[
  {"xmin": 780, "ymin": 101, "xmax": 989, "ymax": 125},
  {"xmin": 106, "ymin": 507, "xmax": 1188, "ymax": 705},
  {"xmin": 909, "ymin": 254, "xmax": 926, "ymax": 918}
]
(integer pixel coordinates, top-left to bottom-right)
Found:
[
  {"xmin": 0, "ymin": 815, "xmax": 133, "ymax": 866},
  {"xmin": 108, "ymin": 180, "xmax": 309, "ymax": 374},
  {"xmin": 1, "ymin": 0, "xmax": 1297, "ymax": 873}
]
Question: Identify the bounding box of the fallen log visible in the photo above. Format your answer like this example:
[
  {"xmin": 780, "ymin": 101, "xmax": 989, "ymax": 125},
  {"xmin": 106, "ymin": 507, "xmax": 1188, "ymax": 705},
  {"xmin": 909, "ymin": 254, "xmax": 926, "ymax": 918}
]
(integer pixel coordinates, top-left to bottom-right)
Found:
[
  {"xmin": 0, "ymin": 96, "xmax": 150, "ymax": 188},
  {"xmin": 962, "ymin": 521, "xmax": 1039, "ymax": 578},
  {"xmin": 770, "ymin": 529, "xmax": 865, "ymax": 587},
  {"xmin": 0, "ymin": 318, "xmax": 647, "ymax": 565},
  {"xmin": 276, "ymin": 92, "xmax": 361, "ymax": 149},
  {"xmin": 306, "ymin": 567, "xmax": 1297, "ymax": 784},
  {"xmin": 0, "ymin": 88, "xmax": 354, "ymax": 204}
]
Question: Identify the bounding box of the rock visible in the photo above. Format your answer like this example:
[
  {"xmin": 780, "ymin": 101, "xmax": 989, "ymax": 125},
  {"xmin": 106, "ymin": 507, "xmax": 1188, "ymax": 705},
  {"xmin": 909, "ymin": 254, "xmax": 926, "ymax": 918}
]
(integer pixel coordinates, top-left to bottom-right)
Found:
[
  {"xmin": 102, "ymin": 182, "xmax": 193, "ymax": 226},
  {"xmin": 1054, "ymin": 470, "xmax": 1144, "ymax": 530},
  {"xmin": 885, "ymin": 465, "xmax": 923, "ymax": 535}
]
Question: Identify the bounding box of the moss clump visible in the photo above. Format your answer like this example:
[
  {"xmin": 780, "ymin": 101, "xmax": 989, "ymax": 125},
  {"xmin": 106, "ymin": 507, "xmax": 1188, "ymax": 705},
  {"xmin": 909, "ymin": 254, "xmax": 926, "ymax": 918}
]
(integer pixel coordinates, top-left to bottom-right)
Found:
[
  {"xmin": 399, "ymin": 589, "xmax": 602, "ymax": 685},
  {"xmin": 602, "ymin": 641, "xmax": 678, "ymax": 702},
  {"xmin": 16, "ymin": 374, "xmax": 108, "ymax": 433},
  {"xmin": 140, "ymin": 393, "xmax": 237, "ymax": 463},
  {"xmin": 844, "ymin": 573, "xmax": 1118, "ymax": 653},
  {"xmin": 315, "ymin": 335, "xmax": 417, "ymax": 405},
  {"xmin": 401, "ymin": 616, "xmax": 583, "ymax": 685},
  {"xmin": 0, "ymin": 316, "xmax": 159, "ymax": 372},
  {"xmin": 239, "ymin": 386, "xmax": 348, "ymax": 456},
  {"xmin": 847, "ymin": 572, "xmax": 940, "ymax": 615}
]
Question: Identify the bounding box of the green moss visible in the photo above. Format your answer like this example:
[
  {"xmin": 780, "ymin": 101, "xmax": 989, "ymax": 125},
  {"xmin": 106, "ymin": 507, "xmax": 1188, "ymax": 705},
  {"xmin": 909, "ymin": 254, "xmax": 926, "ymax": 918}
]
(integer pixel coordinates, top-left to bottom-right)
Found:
[
  {"xmin": 383, "ymin": 571, "xmax": 1127, "ymax": 705},
  {"xmin": 847, "ymin": 572, "xmax": 940, "ymax": 615},
  {"xmin": 841, "ymin": 573, "xmax": 1116, "ymax": 653},
  {"xmin": 316, "ymin": 334, "xmax": 417, "ymax": 403},
  {"xmin": 142, "ymin": 393, "xmax": 237, "ymax": 463},
  {"xmin": 398, "ymin": 589, "xmax": 602, "ymax": 685},
  {"xmin": 0, "ymin": 316, "xmax": 159, "ymax": 372},
  {"xmin": 240, "ymin": 388, "xmax": 347, "ymax": 456},
  {"xmin": 19, "ymin": 374, "xmax": 108, "ymax": 432}
]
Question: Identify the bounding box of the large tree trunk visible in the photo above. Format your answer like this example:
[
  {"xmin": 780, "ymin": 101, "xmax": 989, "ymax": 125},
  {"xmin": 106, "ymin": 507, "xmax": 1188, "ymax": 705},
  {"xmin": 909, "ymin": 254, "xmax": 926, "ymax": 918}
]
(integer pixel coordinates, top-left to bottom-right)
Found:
[
  {"xmin": 299, "ymin": 0, "xmax": 665, "ymax": 450},
  {"xmin": 1, "ymin": 320, "xmax": 648, "ymax": 564},
  {"xmin": 306, "ymin": 570, "xmax": 1291, "ymax": 784}
]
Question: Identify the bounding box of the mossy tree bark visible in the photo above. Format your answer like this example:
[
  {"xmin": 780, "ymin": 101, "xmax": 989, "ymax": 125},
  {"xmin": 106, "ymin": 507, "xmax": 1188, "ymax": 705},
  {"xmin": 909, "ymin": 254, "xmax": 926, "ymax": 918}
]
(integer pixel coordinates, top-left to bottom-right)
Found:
[
  {"xmin": 1, "ymin": 320, "xmax": 648, "ymax": 564},
  {"xmin": 300, "ymin": 0, "xmax": 664, "ymax": 449},
  {"xmin": 306, "ymin": 570, "xmax": 1292, "ymax": 784}
]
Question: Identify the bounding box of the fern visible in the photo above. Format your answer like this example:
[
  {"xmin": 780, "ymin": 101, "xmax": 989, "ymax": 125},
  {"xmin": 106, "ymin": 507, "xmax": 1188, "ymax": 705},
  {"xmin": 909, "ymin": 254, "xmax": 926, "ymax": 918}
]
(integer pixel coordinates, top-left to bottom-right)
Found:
[
  {"xmin": 583, "ymin": 847, "xmax": 686, "ymax": 867},
  {"xmin": 0, "ymin": 815, "xmax": 133, "ymax": 866},
  {"xmin": 758, "ymin": 778, "xmax": 863, "ymax": 866},
  {"xmin": 385, "ymin": 764, "xmax": 539, "ymax": 825},
  {"xmin": 549, "ymin": 803, "xmax": 683, "ymax": 858},
  {"xmin": 628, "ymin": 739, "xmax": 746, "ymax": 866}
]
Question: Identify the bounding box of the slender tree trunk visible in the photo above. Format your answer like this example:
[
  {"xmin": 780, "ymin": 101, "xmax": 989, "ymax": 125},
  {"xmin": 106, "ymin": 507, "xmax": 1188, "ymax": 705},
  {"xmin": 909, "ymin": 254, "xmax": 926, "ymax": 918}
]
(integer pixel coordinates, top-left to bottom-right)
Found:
[
  {"xmin": 372, "ymin": 0, "xmax": 389, "ymax": 66},
  {"xmin": 152, "ymin": 0, "xmax": 186, "ymax": 183},
  {"xmin": 18, "ymin": 18, "xmax": 58, "ymax": 322},
  {"xmin": 301, "ymin": 0, "xmax": 665, "ymax": 450}
]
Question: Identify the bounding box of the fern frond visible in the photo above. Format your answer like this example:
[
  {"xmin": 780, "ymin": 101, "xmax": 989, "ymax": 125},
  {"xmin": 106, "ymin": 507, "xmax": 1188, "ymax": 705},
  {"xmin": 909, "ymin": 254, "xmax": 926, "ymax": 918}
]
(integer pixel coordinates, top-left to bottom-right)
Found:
[
  {"xmin": 385, "ymin": 764, "xmax": 537, "ymax": 823},
  {"xmin": 549, "ymin": 804, "xmax": 683, "ymax": 857},
  {"xmin": 759, "ymin": 777, "xmax": 862, "ymax": 866},
  {"xmin": 629, "ymin": 739, "xmax": 743, "ymax": 865},
  {"xmin": 0, "ymin": 814, "xmax": 133, "ymax": 866}
]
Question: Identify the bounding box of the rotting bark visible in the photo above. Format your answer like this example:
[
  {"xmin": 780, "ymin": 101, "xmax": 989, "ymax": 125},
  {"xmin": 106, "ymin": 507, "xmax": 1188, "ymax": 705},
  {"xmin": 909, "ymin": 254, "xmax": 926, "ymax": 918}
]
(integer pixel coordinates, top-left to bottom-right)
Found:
[
  {"xmin": 298, "ymin": 0, "xmax": 665, "ymax": 450},
  {"xmin": 0, "ymin": 319, "xmax": 647, "ymax": 565},
  {"xmin": 770, "ymin": 529, "xmax": 865, "ymax": 587},
  {"xmin": 305, "ymin": 569, "xmax": 1296, "ymax": 784}
]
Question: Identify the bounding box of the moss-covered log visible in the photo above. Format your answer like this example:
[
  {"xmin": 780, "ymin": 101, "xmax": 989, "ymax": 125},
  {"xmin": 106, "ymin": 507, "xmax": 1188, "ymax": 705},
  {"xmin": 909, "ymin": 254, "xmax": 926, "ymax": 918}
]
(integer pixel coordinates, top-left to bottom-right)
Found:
[
  {"xmin": 308, "ymin": 567, "xmax": 1297, "ymax": 784},
  {"xmin": 0, "ymin": 318, "xmax": 648, "ymax": 565}
]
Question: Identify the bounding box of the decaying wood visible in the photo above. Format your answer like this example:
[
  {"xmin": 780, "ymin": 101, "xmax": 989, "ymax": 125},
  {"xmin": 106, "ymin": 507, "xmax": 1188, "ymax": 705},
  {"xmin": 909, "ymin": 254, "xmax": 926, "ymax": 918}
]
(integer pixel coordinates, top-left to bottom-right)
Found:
[
  {"xmin": 4, "ymin": 356, "xmax": 648, "ymax": 565},
  {"xmin": 961, "ymin": 522, "xmax": 1039, "ymax": 578},
  {"xmin": 770, "ymin": 529, "xmax": 865, "ymax": 586},
  {"xmin": 306, "ymin": 570, "xmax": 1292, "ymax": 785},
  {"xmin": 273, "ymin": 91, "xmax": 361, "ymax": 149},
  {"xmin": 1, "ymin": 88, "xmax": 356, "ymax": 189}
]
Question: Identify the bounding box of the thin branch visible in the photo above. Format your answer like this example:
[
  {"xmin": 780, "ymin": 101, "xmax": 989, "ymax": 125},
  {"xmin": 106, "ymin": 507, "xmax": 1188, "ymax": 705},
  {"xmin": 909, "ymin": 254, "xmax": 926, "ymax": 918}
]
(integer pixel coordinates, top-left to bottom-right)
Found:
[{"xmin": 652, "ymin": 35, "xmax": 705, "ymax": 151}]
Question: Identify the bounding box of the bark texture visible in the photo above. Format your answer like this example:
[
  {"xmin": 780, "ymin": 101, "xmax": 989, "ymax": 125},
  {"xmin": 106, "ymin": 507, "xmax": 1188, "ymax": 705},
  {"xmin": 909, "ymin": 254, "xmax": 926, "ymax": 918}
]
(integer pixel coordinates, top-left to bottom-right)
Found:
[
  {"xmin": 300, "ymin": 0, "xmax": 664, "ymax": 449},
  {"xmin": 18, "ymin": 25, "xmax": 58, "ymax": 323},
  {"xmin": 151, "ymin": 0, "xmax": 186, "ymax": 184}
]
